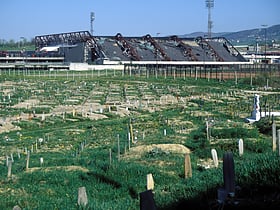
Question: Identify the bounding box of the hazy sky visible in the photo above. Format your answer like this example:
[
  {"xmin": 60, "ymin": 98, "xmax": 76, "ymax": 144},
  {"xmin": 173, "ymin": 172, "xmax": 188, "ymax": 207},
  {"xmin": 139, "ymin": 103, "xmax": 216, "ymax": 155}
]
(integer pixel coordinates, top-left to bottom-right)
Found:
[{"xmin": 1, "ymin": 0, "xmax": 279, "ymax": 41}]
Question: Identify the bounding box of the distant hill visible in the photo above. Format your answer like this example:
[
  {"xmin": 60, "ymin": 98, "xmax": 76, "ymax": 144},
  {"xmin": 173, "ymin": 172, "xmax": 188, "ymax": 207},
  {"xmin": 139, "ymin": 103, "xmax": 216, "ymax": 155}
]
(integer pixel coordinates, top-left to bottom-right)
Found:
[{"xmin": 181, "ymin": 24, "xmax": 280, "ymax": 45}]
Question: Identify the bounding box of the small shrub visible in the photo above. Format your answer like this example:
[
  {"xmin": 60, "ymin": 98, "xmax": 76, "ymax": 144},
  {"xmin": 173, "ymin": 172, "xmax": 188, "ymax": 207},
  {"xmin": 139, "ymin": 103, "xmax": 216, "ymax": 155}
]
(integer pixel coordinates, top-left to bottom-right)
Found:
[{"xmin": 255, "ymin": 117, "xmax": 272, "ymax": 135}]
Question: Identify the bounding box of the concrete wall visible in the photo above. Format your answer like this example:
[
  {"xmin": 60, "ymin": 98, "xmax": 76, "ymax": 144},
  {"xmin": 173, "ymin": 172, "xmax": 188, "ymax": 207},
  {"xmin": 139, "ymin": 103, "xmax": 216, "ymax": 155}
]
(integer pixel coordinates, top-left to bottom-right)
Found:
[{"xmin": 69, "ymin": 63, "xmax": 124, "ymax": 71}]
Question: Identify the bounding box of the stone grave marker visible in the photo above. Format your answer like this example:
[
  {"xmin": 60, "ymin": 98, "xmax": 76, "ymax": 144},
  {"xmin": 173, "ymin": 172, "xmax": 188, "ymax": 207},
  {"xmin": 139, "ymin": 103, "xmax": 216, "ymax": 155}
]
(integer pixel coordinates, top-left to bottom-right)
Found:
[
  {"xmin": 26, "ymin": 151, "xmax": 30, "ymax": 171},
  {"xmin": 17, "ymin": 149, "xmax": 21, "ymax": 159},
  {"xmin": 184, "ymin": 153, "xmax": 192, "ymax": 178},
  {"xmin": 223, "ymin": 152, "xmax": 235, "ymax": 197},
  {"xmin": 78, "ymin": 187, "xmax": 88, "ymax": 207},
  {"xmin": 238, "ymin": 139, "xmax": 244, "ymax": 156},
  {"xmin": 278, "ymin": 130, "xmax": 280, "ymax": 156},
  {"xmin": 6, "ymin": 155, "xmax": 9, "ymax": 167},
  {"xmin": 109, "ymin": 148, "xmax": 112, "ymax": 165},
  {"xmin": 211, "ymin": 149, "xmax": 218, "ymax": 168},
  {"xmin": 40, "ymin": 157, "xmax": 44, "ymax": 167},
  {"xmin": 272, "ymin": 121, "xmax": 277, "ymax": 151},
  {"xmin": 147, "ymin": 173, "xmax": 154, "ymax": 191},
  {"xmin": 117, "ymin": 134, "xmax": 120, "ymax": 161},
  {"xmin": 140, "ymin": 190, "xmax": 157, "ymax": 210},
  {"xmin": 12, "ymin": 205, "xmax": 21, "ymax": 210},
  {"xmin": 7, "ymin": 160, "xmax": 12, "ymax": 179}
]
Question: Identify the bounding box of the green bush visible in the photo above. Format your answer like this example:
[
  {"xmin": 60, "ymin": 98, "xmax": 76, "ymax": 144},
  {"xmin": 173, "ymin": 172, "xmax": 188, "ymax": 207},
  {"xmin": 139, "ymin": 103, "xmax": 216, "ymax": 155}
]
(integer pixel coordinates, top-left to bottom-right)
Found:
[
  {"xmin": 211, "ymin": 126, "xmax": 258, "ymax": 139},
  {"xmin": 255, "ymin": 117, "xmax": 273, "ymax": 135}
]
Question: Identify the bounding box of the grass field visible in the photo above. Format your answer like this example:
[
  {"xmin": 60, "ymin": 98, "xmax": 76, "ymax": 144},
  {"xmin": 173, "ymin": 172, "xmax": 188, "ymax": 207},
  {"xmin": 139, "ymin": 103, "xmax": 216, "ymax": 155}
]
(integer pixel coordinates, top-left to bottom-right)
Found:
[{"xmin": 0, "ymin": 69, "xmax": 280, "ymax": 209}]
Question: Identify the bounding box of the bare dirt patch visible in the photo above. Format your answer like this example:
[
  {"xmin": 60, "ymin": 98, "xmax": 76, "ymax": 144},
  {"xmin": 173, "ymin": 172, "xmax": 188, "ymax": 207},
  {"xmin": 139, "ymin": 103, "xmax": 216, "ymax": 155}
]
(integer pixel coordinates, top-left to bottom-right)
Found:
[
  {"xmin": 27, "ymin": 165, "xmax": 89, "ymax": 173},
  {"xmin": 124, "ymin": 143, "xmax": 190, "ymax": 159},
  {"xmin": 12, "ymin": 99, "xmax": 40, "ymax": 109}
]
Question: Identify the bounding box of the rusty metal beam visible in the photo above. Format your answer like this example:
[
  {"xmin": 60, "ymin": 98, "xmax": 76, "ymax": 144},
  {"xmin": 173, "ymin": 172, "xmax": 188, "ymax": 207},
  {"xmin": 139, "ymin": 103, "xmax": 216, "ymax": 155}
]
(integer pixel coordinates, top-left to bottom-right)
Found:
[
  {"xmin": 196, "ymin": 36, "xmax": 224, "ymax": 61},
  {"xmin": 115, "ymin": 33, "xmax": 140, "ymax": 61},
  {"xmin": 35, "ymin": 31, "xmax": 92, "ymax": 49},
  {"xmin": 143, "ymin": 34, "xmax": 171, "ymax": 61},
  {"xmin": 170, "ymin": 36, "xmax": 198, "ymax": 61},
  {"xmin": 35, "ymin": 31, "xmax": 104, "ymax": 61}
]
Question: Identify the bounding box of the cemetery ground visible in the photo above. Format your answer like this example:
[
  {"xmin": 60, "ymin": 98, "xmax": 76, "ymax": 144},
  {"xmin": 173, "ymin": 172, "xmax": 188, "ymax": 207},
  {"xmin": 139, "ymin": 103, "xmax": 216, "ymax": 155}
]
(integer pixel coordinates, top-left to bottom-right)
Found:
[{"xmin": 0, "ymin": 69, "xmax": 280, "ymax": 209}]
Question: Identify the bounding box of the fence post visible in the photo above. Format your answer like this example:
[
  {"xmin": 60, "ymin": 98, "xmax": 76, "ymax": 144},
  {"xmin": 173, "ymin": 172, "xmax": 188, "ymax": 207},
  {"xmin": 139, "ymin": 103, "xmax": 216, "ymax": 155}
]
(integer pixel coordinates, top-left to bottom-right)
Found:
[
  {"xmin": 7, "ymin": 160, "xmax": 12, "ymax": 179},
  {"xmin": 278, "ymin": 129, "xmax": 280, "ymax": 156},
  {"xmin": 26, "ymin": 151, "xmax": 30, "ymax": 171},
  {"xmin": 272, "ymin": 121, "xmax": 277, "ymax": 152}
]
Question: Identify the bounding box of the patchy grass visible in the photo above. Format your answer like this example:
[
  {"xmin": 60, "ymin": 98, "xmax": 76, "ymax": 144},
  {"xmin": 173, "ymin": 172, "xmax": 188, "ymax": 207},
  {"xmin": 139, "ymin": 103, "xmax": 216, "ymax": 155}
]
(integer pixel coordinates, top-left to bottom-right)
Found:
[{"xmin": 0, "ymin": 70, "xmax": 280, "ymax": 209}]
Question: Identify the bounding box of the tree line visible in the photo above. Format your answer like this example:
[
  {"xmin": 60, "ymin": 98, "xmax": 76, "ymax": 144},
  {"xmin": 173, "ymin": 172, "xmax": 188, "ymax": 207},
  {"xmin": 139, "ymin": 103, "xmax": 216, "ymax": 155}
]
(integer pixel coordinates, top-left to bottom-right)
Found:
[{"xmin": 0, "ymin": 38, "xmax": 35, "ymax": 51}]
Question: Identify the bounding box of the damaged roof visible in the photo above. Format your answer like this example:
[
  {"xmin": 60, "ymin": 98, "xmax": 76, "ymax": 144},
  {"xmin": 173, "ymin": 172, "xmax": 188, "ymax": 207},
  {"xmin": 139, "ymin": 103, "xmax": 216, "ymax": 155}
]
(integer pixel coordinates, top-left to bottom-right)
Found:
[{"xmin": 35, "ymin": 31, "xmax": 247, "ymax": 62}]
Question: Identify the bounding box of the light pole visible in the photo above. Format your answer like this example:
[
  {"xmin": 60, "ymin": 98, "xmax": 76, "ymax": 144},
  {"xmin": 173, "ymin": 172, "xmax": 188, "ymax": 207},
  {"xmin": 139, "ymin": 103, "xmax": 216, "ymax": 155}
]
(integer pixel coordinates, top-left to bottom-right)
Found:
[
  {"xmin": 90, "ymin": 12, "xmax": 95, "ymax": 35},
  {"xmin": 206, "ymin": 0, "xmax": 214, "ymax": 39},
  {"xmin": 261, "ymin": 24, "xmax": 268, "ymax": 62}
]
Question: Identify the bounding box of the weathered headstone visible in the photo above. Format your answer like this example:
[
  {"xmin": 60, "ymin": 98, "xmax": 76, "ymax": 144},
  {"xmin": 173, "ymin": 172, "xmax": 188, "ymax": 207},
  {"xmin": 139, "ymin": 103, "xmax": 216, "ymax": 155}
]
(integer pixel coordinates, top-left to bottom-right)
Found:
[
  {"xmin": 41, "ymin": 112, "xmax": 45, "ymax": 122},
  {"xmin": 142, "ymin": 131, "xmax": 145, "ymax": 140},
  {"xmin": 147, "ymin": 173, "xmax": 154, "ymax": 191},
  {"xmin": 238, "ymin": 139, "xmax": 244, "ymax": 156},
  {"xmin": 72, "ymin": 109, "xmax": 76, "ymax": 117},
  {"xmin": 7, "ymin": 160, "xmax": 12, "ymax": 179},
  {"xmin": 6, "ymin": 155, "xmax": 9, "ymax": 167},
  {"xmin": 223, "ymin": 152, "xmax": 235, "ymax": 197},
  {"xmin": 206, "ymin": 121, "xmax": 209, "ymax": 140},
  {"xmin": 35, "ymin": 141, "xmax": 38, "ymax": 152},
  {"xmin": 217, "ymin": 188, "xmax": 227, "ymax": 204},
  {"xmin": 12, "ymin": 205, "xmax": 21, "ymax": 210},
  {"xmin": 78, "ymin": 187, "xmax": 88, "ymax": 207},
  {"xmin": 109, "ymin": 148, "xmax": 112, "ymax": 165},
  {"xmin": 40, "ymin": 157, "xmax": 44, "ymax": 167},
  {"xmin": 17, "ymin": 149, "xmax": 21, "ymax": 159},
  {"xmin": 272, "ymin": 121, "xmax": 277, "ymax": 152},
  {"xmin": 10, "ymin": 153, "xmax": 14, "ymax": 163},
  {"xmin": 128, "ymin": 132, "xmax": 131, "ymax": 150},
  {"xmin": 26, "ymin": 151, "xmax": 30, "ymax": 171},
  {"xmin": 211, "ymin": 149, "xmax": 218, "ymax": 168},
  {"xmin": 140, "ymin": 190, "xmax": 157, "ymax": 210},
  {"xmin": 184, "ymin": 153, "xmax": 192, "ymax": 178},
  {"xmin": 117, "ymin": 134, "xmax": 120, "ymax": 161},
  {"xmin": 278, "ymin": 129, "xmax": 280, "ymax": 156}
]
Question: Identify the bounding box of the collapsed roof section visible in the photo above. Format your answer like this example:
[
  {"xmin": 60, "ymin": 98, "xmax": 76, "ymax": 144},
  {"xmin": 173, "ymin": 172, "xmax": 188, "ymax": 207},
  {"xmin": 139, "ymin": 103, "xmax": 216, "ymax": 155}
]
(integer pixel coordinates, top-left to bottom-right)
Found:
[{"xmin": 35, "ymin": 31, "xmax": 247, "ymax": 63}]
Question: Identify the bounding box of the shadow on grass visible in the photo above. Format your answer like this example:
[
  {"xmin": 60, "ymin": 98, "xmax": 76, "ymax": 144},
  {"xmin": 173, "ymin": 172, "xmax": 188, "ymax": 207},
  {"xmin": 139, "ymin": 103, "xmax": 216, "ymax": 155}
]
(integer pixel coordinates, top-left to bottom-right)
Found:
[{"xmin": 158, "ymin": 185, "xmax": 280, "ymax": 210}]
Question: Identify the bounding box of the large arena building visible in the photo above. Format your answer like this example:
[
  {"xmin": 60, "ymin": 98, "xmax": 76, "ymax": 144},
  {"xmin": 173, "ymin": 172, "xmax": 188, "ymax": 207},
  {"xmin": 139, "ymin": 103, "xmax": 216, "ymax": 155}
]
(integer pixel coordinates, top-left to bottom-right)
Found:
[
  {"xmin": 1, "ymin": 30, "xmax": 259, "ymax": 72},
  {"xmin": 34, "ymin": 30, "xmax": 246, "ymax": 64}
]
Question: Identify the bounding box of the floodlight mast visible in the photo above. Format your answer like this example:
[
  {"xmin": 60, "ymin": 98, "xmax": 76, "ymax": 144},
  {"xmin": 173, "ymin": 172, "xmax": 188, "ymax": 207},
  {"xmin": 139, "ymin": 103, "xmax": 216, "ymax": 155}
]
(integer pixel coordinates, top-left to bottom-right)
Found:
[
  {"xmin": 90, "ymin": 12, "xmax": 95, "ymax": 35},
  {"xmin": 206, "ymin": 0, "xmax": 214, "ymax": 38}
]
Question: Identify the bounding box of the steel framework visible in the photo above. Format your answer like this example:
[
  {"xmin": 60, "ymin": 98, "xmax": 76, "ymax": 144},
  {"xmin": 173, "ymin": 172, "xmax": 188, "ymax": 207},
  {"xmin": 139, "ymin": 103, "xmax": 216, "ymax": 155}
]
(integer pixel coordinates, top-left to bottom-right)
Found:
[
  {"xmin": 170, "ymin": 36, "xmax": 198, "ymax": 61},
  {"xmin": 115, "ymin": 33, "xmax": 140, "ymax": 61},
  {"xmin": 196, "ymin": 36, "xmax": 224, "ymax": 61},
  {"xmin": 35, "ymin": 31, "xmax": 102, "ymax": 62},
  {"xmin": 143, "ymin": 34, "xmax": 171, "ymax": 61}
]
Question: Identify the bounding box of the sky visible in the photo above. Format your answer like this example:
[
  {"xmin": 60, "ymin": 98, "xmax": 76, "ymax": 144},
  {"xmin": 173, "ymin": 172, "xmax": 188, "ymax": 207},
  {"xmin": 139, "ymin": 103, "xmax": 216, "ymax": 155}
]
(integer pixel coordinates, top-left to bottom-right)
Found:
[{"xmin": 0, "ymin": 0, "xmax": 279, "ymax": 41}]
